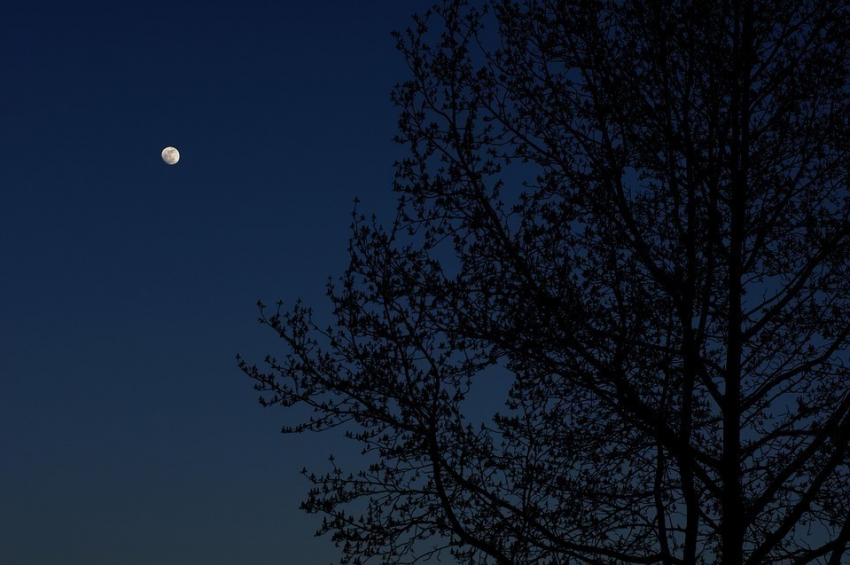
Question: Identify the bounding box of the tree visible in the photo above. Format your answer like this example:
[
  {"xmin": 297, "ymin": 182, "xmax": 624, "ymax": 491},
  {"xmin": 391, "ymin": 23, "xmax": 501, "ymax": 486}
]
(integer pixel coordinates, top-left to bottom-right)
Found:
[{"xmin": 239, "ymin": 1, "xmax": 850, "ymax": 564}]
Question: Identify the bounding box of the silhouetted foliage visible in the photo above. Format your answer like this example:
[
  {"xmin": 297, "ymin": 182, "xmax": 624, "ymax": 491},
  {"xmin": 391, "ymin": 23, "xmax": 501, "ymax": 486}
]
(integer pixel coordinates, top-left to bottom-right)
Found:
[{"xmin": 239, "ymin": 1, "xmax": 850, "ymax": 564}]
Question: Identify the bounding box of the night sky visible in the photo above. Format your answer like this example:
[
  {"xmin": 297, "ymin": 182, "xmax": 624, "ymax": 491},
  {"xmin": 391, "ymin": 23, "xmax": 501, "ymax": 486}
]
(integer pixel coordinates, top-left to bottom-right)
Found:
[{"xmin": 1, "ymin": 1, "xmax": 417, "ymax": 563}]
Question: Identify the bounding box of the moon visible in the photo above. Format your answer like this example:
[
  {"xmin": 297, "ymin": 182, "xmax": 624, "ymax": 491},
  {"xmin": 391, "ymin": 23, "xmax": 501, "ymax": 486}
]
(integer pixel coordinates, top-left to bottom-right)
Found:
[{"xmin": 161, "ymin": 146, "xmax": 180, "ymax": 165}]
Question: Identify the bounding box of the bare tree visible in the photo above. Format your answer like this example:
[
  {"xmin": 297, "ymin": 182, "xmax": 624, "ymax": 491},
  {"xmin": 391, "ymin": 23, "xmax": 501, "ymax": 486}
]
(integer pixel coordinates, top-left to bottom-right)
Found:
[{"xmin": 239, "ymin": 1, "xmax": 850, "ymax": 564}]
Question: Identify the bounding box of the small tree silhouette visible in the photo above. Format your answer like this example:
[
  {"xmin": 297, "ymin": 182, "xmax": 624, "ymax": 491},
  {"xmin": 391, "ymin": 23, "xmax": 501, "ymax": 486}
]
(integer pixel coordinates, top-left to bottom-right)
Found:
[{"xmin": 240, "ymin": 1, "xmax": 850, "ymax": 564}]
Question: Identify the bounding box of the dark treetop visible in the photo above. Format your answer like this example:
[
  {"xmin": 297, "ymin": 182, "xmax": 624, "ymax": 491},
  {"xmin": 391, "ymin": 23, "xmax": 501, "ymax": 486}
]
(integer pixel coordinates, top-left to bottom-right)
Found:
[{"xmin": 243, "ymin": 1, "xmax": 850, "ymax": 565}]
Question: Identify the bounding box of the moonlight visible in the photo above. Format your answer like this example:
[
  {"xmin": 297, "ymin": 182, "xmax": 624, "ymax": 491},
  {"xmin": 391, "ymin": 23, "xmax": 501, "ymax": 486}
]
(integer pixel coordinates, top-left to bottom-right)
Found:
[{"xmin": 161, "ymin": 146, "xmax": 180, "ymax": 165}]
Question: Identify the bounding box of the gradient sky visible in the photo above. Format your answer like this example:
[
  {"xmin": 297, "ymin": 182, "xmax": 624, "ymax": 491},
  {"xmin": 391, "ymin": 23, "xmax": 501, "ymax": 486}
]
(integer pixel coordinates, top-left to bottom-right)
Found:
[{"xmin": 1, "ymin": 1, "xmax": 419, "ymax": 563}]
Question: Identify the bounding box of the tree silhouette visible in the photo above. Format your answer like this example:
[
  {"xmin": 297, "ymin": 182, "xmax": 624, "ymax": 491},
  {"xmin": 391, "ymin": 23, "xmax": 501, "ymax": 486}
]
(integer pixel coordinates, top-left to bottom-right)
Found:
[{"xmin": 239, "ymin": 1, "xmax": 850, "ymax": 564}]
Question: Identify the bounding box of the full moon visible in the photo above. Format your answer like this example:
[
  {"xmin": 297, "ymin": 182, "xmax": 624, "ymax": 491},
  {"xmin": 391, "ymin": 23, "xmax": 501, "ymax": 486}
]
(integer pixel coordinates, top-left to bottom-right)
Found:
[{"xmin": 161, "ymin": 146, "xmax": 180, "ymax": 165}]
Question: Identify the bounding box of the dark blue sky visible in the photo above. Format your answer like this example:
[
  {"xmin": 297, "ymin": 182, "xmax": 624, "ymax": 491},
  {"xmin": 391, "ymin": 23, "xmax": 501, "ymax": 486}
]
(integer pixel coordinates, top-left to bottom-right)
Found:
[{"xmin": 1, "ymin": 1, "xmax": 417, "ymax": 563}]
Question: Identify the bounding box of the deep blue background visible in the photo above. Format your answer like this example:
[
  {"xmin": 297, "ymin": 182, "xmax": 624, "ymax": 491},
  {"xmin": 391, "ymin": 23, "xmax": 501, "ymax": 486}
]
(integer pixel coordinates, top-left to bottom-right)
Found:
[{"xmin": 1, "ymin": 1, "xmax": 417, "ymax": 563}]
